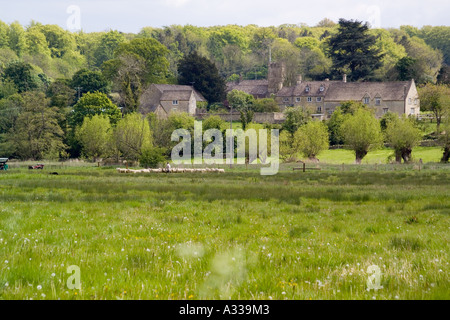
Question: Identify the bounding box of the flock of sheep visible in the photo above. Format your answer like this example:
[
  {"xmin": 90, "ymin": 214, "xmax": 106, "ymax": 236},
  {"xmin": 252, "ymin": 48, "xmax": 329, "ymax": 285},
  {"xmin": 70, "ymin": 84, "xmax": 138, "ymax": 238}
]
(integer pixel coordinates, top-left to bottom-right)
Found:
[{"xmin": 116, "ymin": 167, "xmax": 225, "ymax": 174}]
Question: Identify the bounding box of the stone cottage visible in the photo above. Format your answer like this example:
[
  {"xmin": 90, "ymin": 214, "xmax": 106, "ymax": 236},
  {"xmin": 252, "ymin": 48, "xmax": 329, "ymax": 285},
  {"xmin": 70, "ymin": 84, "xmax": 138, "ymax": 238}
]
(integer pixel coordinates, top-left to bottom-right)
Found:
[{"xmin": 139, "ymin": 84, "xmax": 206, "ymax": 119}]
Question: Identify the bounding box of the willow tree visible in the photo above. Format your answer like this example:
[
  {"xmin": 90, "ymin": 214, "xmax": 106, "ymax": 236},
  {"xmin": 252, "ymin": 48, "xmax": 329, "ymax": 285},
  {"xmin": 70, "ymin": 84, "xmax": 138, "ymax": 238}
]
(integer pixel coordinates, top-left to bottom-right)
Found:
[
  {"xmin": 294, "ymin": 121, "xmax": 329, "ymax": 162},
  {"xmin": 385, "ymin": 115, "xmax": 422, "ymax": 163},
  {"xmin": 340, "ymin": 108, "xmax": 383, "ymax": 164}
]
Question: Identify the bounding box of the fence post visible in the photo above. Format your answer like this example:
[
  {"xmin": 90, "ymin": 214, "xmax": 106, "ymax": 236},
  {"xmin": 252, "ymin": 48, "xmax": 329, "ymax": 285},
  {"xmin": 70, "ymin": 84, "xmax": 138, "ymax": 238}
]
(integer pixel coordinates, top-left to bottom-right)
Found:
[{"xmin": 303, "ymin": 162, "xmax": 306, "ymax": 173}]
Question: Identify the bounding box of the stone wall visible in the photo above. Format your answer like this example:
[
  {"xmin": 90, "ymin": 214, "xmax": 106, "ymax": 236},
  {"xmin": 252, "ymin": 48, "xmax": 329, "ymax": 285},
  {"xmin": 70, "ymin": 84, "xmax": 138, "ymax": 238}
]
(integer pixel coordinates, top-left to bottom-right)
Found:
[{"xmin": 195, "ymin": 112, "xmax": 286, "ymax": 124}]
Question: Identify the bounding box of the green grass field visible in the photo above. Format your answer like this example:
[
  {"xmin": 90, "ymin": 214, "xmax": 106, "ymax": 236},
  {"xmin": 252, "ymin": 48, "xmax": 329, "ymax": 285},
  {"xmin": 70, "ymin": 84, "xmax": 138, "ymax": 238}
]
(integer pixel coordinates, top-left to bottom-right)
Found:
[
  {"xmin": 317, "ymin": 147, "xmax": 443, "ymax": 164},
  {"xmin": 0, "ymin": 162, "xmax": 448, "ymax": 300}
]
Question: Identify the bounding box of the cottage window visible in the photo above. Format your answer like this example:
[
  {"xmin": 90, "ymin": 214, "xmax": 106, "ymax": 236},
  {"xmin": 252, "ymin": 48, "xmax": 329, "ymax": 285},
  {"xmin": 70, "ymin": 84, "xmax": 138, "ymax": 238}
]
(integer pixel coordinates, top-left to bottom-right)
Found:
[
  {"xmin": 319, "ymin": 85, "xmax": 325, "ymax": 92},
  {"xmin": 363, "ymin": 97, "xmax": 370, "ymax": 104},
  {"xmin": 317, "ymin": 106, "xmax": 322, "ymax": 113},
  {"xmin": 307, "ymin": 97, "xmax": 312, "ymax": 102},
  {"xmin": 296, "ymin": 97, "xmax": 301, "ymax": 102},
  {"xmin": 410, "ymin": 108, "xmax": 415, "ymax": 115},
  {"xmin": 414, "ymin": 98, "xmax": 418, "ymax": 105},
  {"xmin": 305, "ymin": 86, "xmax": 310, "ymax": 93},
  {"xmin": 316, "ymin": 97, "xmax": 322, "ymax": 102},
  {"xmin": 383, "ymin": 108, "xmax": 389, "ymax": 114},
  {"xmin": 375, "ymin": 98, "xmax": 381, "ymax": 106},
  {"xmin": 172, "ymin": 100, "xmax": 179, "ymax": 105},
  {"xmin": 408, "ymin": 98, "xmax": 412, "ymax": 104},
  {"xmin": 283, "ymin": 98, "xmax": 289, "ymax": 103}
]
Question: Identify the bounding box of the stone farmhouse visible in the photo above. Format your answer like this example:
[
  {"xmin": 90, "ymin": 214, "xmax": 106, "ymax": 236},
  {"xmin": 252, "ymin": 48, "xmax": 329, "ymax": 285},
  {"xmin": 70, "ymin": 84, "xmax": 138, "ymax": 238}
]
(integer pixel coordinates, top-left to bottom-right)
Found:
[
  {"xmin": 138, "ymin": 84, "xmax": 206, "ymax": 119},
  {"xmin": 227, "ymin": 62, "xmax": 420, "ymax": 120}
]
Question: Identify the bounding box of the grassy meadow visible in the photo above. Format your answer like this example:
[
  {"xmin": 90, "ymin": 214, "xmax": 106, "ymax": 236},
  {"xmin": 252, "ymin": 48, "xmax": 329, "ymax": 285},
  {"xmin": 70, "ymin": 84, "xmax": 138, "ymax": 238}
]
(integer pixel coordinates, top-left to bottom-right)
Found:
[{"xmin": 0, "ymin": 160, "xmax": 449, "ymax": 300}]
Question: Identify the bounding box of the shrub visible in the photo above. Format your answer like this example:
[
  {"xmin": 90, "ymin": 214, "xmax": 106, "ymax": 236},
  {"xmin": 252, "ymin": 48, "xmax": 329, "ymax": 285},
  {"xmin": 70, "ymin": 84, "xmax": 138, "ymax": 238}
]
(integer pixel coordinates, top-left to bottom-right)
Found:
[{"xmin": 140, "ymin": 147, "xmax": 167, "ymax": 168}]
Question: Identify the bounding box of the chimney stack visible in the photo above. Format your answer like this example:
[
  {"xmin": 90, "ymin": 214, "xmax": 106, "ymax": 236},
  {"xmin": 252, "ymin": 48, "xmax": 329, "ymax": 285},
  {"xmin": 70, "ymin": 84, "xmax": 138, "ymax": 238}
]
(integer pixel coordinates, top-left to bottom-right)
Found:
[
  {"xmin": 296, "ymin": 75, "xmax": 303, "ymax": 85},
  {"xmin": 343, "ymin": 74, "xmax": 347, "ymax": 83}
]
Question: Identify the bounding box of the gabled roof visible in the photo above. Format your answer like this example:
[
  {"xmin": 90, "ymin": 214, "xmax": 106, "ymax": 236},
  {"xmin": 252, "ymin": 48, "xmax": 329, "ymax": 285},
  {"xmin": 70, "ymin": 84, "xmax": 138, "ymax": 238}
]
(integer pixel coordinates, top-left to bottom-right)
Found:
[
  {"xmin": 153, "ymin": 84, "xmax": 206, "ymax": 102},
  {"xmin": 277, "ymin": 81, "xmax": 337, "ymax": 97},
  {"xmin": 160, "ymin": 90, "xmax": 193, "ymax": 101},
  {"xmin": 324, "ymin": 81, "xmax": 413, "ymax": 101},
  {"xmin": 226, "ymin": 79, "xmax": 269, "ymax": 97},
  {"xmin": 276, "ymin": 80, "xmax": 414, "ymax": 101}
]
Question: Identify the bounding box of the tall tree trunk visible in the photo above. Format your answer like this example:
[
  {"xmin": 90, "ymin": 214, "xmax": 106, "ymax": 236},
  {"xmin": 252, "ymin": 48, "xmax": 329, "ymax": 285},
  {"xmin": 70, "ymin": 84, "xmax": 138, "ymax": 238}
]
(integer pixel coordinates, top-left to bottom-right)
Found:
[
  {"xmin": 442, "ymin": 146, "xmax": 450, "ymax": 163},
  {"xmin": 355, "ymin": 149, "xmax": 367, "ymax": 164},
  {"xmin": 395, "ymin": 149, "xmax": 402, "ymax": 163},
  {"xmin": 401, "ymin": 148, "xmax": 412, "ymax": 163}
]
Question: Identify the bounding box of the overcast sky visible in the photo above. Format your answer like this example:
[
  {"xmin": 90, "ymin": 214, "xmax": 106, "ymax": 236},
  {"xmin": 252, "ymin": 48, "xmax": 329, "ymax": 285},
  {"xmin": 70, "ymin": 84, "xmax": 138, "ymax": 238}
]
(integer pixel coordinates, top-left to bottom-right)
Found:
[{"xmin": 0, "ymin": 0, "xmax": 448, "ymax": 33}]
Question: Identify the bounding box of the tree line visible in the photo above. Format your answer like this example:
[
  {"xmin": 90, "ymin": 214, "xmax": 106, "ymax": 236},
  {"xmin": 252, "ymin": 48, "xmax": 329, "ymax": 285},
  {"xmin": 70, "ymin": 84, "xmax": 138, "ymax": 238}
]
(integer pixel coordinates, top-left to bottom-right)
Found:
[{"xmin": 0, "ymin": 19, "xmax": 449, "ymax": 164}]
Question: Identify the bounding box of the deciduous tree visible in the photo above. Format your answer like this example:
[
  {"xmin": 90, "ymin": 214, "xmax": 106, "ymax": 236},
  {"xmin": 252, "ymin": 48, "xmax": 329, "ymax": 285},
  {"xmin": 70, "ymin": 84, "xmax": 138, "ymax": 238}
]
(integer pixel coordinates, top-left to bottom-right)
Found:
[
  {"xmin": 294, "ymin": 121, "xmax": 329, "ymax": 162},
  {"xmin": 340, "ymin": 108, "xmax": 383, "ymax": 164},
  {"xmin": 385, "ymin": 115, "xmax": 422, "ymax": 163},
  {"xmin": 113, "ymin": 112, "xmax": 152, "ymax": 162},
  {"xmin": 76, "ymin": 114, "xmax": 112, "ymax": 162}
]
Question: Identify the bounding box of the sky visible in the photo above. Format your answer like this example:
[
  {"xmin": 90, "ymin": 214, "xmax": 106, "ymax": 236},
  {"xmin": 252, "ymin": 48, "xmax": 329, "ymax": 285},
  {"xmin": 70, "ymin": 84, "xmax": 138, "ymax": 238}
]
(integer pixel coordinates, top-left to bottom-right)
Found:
[{"xmin": 0, "ymin": 0, "xmax": 449, "ymax": 33}]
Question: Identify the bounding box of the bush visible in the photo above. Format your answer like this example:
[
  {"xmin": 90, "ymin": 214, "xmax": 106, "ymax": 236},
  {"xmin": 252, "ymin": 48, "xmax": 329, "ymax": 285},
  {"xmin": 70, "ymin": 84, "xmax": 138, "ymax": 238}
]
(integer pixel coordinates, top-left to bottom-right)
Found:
[{"xmin": 140, "ymin": 147, "xmax": 167, "ymax": 168}]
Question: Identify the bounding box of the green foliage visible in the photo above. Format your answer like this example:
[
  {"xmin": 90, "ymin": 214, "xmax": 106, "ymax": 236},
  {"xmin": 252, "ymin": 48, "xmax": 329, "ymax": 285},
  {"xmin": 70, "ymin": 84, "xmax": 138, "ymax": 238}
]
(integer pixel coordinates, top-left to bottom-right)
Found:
[
  {"xmin": 226, "ymin": 89, "xmax": 254, "ymax": 110},
  {"xmin": 7, "ymin": 92, "xmax": 66, "ymax": 160},
  {"xmin": 385, "ymin": 115, "xmax": 422, "ymax": 163},
  {"xmin": 0, "ymin": 78, "xmax": 18, "ymax": 99},
  {"xmin": 178, "ymin": 51, "xmax": 226, "ymax": 103},
  {"xmin": 415, "ymin": 26, "xmax": 450, "ymax": 65},
  {"xmin": 279, "ymin": 130, "xmax": 296, "ymax": 162},
  {"xmin": 398, "ymin": 35, "xmax": 443, "ymax": 83},
  {"xmin": 326, "ymin": 107, "xmax": 345, "ymax": 145},
  {"xmin": 140, "ymin": 146, "xmax": 167, "ymax": 168},
  {"xmin": 2, "ymin": 61, "xmax": 39, "ymax": 93},
  {"xmin": 76, "ymin": 114, "xmax": 112, "ymax": 162},
  {"xmin": 113, "ymin": 112, "xmax": 152, "ymax": 161},
  {"xmin": 8, "ymin": 22, "xmax": 27, "ymax": 57},
  {"xmin": 37, "ymin": 24, "xmax": 76, "ymax": 58},
  {"xmin": 340, "ymin": 108, "xmax": 383, "ymax": 163},
  {"xmin": 115, "ymin": 37, "xmax": 170, "ymax": 84},
  {"xmin": 94, "ymin": 30, "xmax": 126, "ymax": 67},
  {"xmin": 71, "ymin": 68, "xmax": 110, "ymax": 96},
  {"xmin": 380, "ymin": 111, "xmax": 400, "ymax": 131},
  {"xmin": 294, "ymin": 121, "xmax": 329, "ymax": 160},
  {"xmin": 152, "ymin": 112, "xmax": 194, "ymax": 152},
  {"xmin": 339, "ymin": 100, "xmax": 367, "ymax": 115},
  {"xmin": 395, "ymin": 56, "xmax": 418, "ymax": 81},
  {"xmin": 419, "ymin": 83, "xmax": 450, "ymax": 134},
  {"xmin": 46, "ymin": 79, "xmax": 76, "ymax": 108},
  {"xmin": 202, "ymin": 115, "xmax": 225, "ymax": 131},
  {"xmin": 439, "ymin": 116, "xmax": 450, "ymax": 162},
  {"xmin": 294, "ymin": 37, "xmax": 320, "ymax": 50},
  {"xmin": 328, "ymin": 19, "xmax": 384, "ymax": 81},
  {"xmin": 103, "ymin": 38, "xmax": 169, "ymax": 113},
  {"xmin": 0, "ymin": 93, "xmax": 23, "ymax": 134},
  {"xmin": 251, "ymin": 98, "xmax": 280, "ymax": 112},
  {"xmin": 239, "ymin": 109, "xmax": 254, "ymax": 131},
  {"xmin": 282, "ymin": 106, "xmax": 310, "ymax": 135},
  {"xmin": 70, "ymin": 91, "xmax": 122, "ymax": 128}
]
